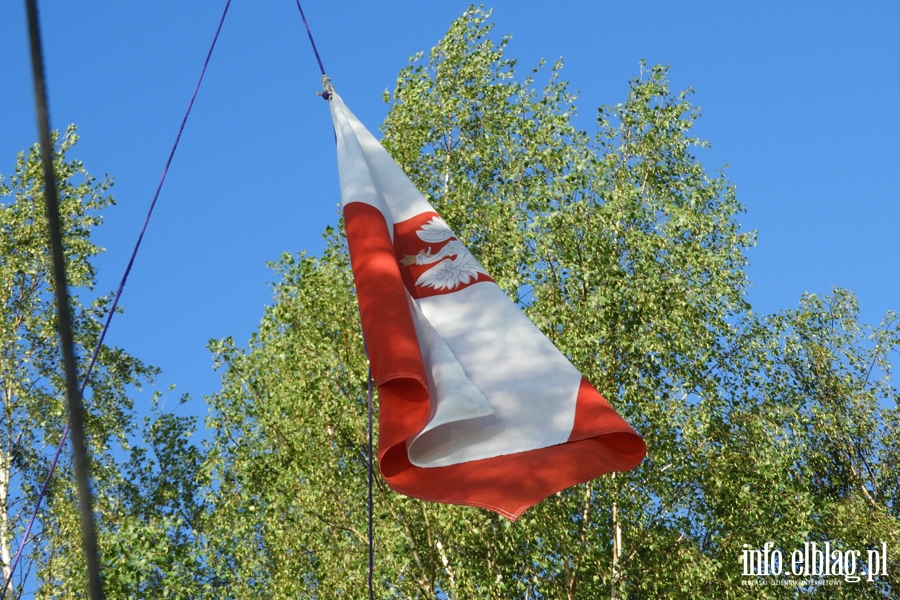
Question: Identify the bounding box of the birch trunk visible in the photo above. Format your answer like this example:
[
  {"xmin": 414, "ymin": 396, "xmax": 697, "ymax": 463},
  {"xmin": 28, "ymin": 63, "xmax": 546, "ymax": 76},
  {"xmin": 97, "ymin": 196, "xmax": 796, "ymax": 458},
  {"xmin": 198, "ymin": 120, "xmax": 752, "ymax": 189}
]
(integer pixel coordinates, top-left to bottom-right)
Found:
[{"xmin": 611, "ymin": 477, "xmax": 623, "ymax": 600}]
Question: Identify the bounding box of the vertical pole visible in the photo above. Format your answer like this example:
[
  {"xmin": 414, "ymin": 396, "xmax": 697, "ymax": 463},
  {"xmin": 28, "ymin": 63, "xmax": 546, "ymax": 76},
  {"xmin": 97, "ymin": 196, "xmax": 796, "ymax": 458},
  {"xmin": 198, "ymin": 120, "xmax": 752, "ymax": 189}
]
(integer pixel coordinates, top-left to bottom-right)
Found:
[{"xmin": 24, "ymin": 1, "xmax": 104, "ymax": 598}]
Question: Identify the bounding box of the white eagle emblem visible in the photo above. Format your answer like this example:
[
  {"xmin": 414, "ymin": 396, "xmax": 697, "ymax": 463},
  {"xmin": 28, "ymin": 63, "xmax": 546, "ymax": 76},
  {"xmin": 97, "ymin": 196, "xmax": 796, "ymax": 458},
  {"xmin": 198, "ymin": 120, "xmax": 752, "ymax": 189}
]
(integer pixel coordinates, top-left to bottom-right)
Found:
[{"xmin": 401, "ymin": 217, "xmax": 488, "ymax": 291}]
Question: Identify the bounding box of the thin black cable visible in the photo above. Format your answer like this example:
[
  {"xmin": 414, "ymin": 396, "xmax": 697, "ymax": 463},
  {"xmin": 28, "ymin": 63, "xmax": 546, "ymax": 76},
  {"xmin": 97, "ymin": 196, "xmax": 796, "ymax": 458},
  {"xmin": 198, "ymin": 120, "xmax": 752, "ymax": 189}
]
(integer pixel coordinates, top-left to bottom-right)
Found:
[
  {"xmin": 367, "ymin": 364, "xmax": 374, "ymax": 600},
  {"xmin": 23, "ymin": 0, "xmax": 102, "ymax": 597}
]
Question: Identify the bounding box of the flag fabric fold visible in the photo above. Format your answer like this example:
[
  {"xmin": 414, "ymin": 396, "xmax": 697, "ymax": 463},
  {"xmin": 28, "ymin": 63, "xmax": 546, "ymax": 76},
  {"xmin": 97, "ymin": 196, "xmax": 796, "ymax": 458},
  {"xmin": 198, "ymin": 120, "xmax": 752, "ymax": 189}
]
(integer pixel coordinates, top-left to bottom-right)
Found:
[{"xmin": 329, "ymin": 89, "xmax": 646, "ymax": 520}]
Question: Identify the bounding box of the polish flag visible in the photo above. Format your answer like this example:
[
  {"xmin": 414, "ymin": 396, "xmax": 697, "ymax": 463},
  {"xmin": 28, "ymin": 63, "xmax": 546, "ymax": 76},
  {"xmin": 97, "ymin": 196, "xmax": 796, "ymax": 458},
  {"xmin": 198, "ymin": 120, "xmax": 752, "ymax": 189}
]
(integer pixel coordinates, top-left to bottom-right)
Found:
[{"xmin": 328, "ymin": 89, "xmax": 645, "ymax": 520}]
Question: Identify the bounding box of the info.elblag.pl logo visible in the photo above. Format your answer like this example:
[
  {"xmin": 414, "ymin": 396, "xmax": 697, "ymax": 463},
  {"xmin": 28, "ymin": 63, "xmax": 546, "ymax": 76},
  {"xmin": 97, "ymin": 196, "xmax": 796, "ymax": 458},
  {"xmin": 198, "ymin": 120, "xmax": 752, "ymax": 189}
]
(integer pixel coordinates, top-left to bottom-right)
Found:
[{"xmin": 741, "ymin": 541, "xmax": 889, "ymax": 583}]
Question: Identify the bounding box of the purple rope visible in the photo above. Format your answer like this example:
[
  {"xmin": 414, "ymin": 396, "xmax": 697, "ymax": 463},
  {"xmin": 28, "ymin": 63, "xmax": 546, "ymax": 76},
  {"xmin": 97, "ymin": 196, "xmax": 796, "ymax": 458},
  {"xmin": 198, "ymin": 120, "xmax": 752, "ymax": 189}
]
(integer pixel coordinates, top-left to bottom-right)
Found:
[
  {"xmin": 2, "ymin": 1, "xmax": 233, "ymax": 597},
  {"xmin": 294, "ymin": 0, "xmax": 326, "ymax": 77}
]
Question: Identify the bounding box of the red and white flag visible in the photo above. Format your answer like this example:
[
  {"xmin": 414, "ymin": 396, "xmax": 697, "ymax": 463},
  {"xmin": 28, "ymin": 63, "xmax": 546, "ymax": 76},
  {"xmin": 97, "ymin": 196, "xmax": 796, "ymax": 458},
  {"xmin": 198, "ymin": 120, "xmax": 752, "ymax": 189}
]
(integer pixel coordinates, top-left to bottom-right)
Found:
[{"xmin": 329, "ymin": 90, "xmax": 645, "ymax": 520}]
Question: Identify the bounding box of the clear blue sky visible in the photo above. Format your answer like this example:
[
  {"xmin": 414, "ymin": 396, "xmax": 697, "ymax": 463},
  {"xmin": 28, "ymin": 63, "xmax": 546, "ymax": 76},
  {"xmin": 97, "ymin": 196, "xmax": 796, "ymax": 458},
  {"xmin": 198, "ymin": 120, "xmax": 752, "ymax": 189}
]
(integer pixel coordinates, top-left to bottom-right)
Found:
[{"xmin": 2, "ymin": 1, "xmax": 898, "ymax": 421}]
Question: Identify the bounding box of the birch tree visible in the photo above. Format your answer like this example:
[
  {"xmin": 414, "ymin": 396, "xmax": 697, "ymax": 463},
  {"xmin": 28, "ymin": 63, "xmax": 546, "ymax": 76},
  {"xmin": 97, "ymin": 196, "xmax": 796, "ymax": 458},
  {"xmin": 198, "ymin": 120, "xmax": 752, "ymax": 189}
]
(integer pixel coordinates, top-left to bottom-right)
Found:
[
  {"xmin": 0, "ymin": 127, "xmax": 136, "ymax": 595},
  {"xmin": 1, "ymin": 128, "xmax": 211, "ymax": 599}
]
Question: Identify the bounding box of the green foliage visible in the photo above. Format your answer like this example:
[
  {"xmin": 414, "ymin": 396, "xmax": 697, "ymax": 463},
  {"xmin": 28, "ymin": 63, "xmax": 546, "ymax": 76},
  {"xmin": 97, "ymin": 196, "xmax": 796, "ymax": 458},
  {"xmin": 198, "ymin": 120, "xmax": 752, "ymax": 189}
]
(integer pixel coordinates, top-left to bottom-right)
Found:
[
  {"xmin": 381, "ymin": 6, "xmax": 583, "ymax": 298},
  {"xmin": 203, "ymin": 240, "xmax": 384, "ymax": 598},
  {"xmin": 40, "ymin": 390, "xmax": 215, "ymax": 600}
]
